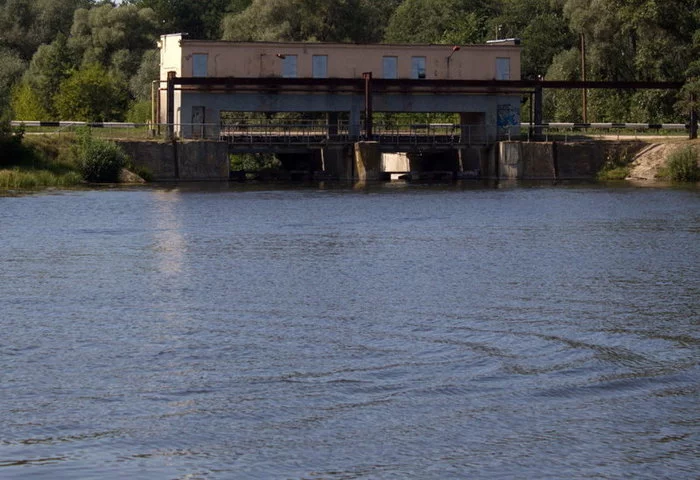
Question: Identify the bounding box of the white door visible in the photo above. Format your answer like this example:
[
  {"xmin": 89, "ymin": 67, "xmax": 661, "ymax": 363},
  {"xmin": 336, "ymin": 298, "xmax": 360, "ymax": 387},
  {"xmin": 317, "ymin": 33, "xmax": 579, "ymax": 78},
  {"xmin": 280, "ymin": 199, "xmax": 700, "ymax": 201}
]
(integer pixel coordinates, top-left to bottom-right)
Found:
[{"xmin": 312, "ymin": 55, "xmax": 328, "ymax": 78}]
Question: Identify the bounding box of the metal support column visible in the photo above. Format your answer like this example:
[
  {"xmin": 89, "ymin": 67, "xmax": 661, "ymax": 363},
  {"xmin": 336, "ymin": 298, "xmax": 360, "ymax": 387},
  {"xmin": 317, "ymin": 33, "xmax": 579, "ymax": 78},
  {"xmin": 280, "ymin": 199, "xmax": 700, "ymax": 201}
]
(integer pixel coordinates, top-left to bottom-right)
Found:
[
  {"xmin": 363, "ymin": 72, "xmax": 373, "ymax": 139},
  {"xmin": 691, "ymin": 93, "xmax": 698, "ymax": 140},
  {"xmin": 327, "ymin": 112, "xmax": 338, "ymax": 137},
  {"xmin": 166, "ymin": 71, "xmax": 175, "ymax": 140},
  {"xmin": 534, "ymin": 85, "xmax": 543, "ymax": 140}
]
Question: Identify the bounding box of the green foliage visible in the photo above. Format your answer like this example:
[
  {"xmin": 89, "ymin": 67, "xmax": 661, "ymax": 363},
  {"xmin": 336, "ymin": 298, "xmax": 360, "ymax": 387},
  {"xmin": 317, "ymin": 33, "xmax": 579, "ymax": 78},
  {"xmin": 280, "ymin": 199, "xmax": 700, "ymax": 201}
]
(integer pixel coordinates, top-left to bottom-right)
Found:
[
  {"xmin": 0, "ymin": 0, "xmax": 90, "ymax": 60},
  {"xmin": 222, "ymin": 0, "xmax": 386, "ymax": 42},
  {"xmin": 230, "ymin": 153, "xmax": 281, "ymax": 172},
  {"xmin": 68, "ymin": 4, "xmax": 158, "ymax": 68},
  {"xmin": 129, "ymin": 49, "xmax": 159, "ymax": 101},
  {"xmin": 126, "ymin": 100, "xmax": 153, "ymax": 124},
  {"xmin": 54, "ymin": 64, "xmax": 129, "ymax": 121},
  {"xmin": 74, "ymin": 128, "xmax": 128, "ymax": 182},
  {"xmin": 385, "ymin": 0, "xmax": 493, "ymax": 44},
  {"xmin": 127, "ymin": 0, "xmax": 249, "ymax": 39},
  {"xmin": 597, "ymin": 148, "xmax": 633, "ymax": 181},
  {"xmin": 11, "ymin": 83, "xmax": 50, "ymax": 121},
  {"xmin": 21, "ymin": 34, "xmax": 74, "ymax": 119},
  {"xmin": 0, "ymin": 47, "xmax": 28, "ymax": 121},
  {"xmin": 0, "ymin": 168, "xmax": 83, "ymax": 189},
  {"xmin": 662, "ymin": 146, "xmax": 700, "ymax": 182},
  {"xmin": 0, "ymin": 124, "xmax": 31, "ymax": 167}
]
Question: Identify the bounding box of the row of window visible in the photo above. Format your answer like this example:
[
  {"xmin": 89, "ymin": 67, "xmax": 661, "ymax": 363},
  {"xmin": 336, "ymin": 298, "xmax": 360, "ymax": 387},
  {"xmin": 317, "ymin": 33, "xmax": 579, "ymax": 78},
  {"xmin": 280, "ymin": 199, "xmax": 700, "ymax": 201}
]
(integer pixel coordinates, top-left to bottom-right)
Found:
[{"xmin": 191, "ymin": 53, "xmax": 510, "ymax": 80}]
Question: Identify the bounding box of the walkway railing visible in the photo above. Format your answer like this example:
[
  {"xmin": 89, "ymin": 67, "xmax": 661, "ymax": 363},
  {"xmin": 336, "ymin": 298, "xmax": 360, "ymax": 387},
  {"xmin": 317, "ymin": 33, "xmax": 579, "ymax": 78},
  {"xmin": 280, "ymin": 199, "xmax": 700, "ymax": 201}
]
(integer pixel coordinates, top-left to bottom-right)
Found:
[{"xmin": 11, "ymin": 120, "xmax": 697, "ymax": 144}]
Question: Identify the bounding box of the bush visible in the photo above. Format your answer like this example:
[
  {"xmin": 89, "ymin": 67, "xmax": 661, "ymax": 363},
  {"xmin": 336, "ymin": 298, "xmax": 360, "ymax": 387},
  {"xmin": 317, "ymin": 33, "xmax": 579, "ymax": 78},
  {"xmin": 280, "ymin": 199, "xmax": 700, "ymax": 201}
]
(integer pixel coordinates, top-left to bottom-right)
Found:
[
  {"xmin": 0, "ymin": 123, "xmax": 32, "ymax": 167},
  {"xmin": 125, "ymin": 100, "xmax": 152, "ymax": 124},
  {"xmin": 665, "ymin": 146, "xmax": 699, "ymax": 182},
  {"xmin": 597, "ymin": 147, "xmax": 632, "ymax": 181},
  {"xmin": 75, "ymin": 129, "xmax": 128, "ymax": 182}
]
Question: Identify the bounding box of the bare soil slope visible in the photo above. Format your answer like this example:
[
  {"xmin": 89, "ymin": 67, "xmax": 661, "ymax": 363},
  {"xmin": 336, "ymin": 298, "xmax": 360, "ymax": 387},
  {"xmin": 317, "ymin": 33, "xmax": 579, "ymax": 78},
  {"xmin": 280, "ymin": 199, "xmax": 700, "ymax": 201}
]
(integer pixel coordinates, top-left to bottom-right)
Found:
[{"xmin": 626, "ymin": 140, "xmax": 699, "ymax": 181}]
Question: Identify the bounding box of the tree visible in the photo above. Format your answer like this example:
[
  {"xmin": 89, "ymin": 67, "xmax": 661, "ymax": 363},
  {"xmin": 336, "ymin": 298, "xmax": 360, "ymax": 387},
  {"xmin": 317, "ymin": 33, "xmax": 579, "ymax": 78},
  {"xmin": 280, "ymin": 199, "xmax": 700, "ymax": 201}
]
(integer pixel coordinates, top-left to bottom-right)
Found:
[
  {"xmin": 0, "ymin": 0, "xmax": 91, "ymax": 60},
  {"xmin": 68, "ymin": 3, "xmax": 159, "ymax": 69},
  {"xmin": 0, "ymin": 47, "xmax": 27, "ymax": 121},
  {"xmin": 221, "ymin": 0, "xmax": 385, "ymax": 43},
  {"xmin": 384, "ymin": 0, "xmax": 497, "ymax": 44},
  {"xmin": 488, "ymin": 0, "xmax": 574, "ymax": 79},
  {"xmin": 54, "ymin": 64, "xmax": 130, "ymax": 121},
  {"xmin": 125, "ymin": 0, "xmax": 251, "ymax": 39},
  {"xmin": 17, "ymin": 34, "xmax": 75, "ymax": 119}
]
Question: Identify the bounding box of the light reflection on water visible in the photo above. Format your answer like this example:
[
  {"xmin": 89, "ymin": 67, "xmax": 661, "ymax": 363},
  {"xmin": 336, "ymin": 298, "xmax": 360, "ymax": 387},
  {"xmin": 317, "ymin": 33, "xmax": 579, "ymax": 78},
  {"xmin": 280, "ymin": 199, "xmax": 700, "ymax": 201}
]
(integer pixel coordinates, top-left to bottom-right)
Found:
[{"xmin": 0, "ymin": 183, "xmax": 698, "ymax": 479}]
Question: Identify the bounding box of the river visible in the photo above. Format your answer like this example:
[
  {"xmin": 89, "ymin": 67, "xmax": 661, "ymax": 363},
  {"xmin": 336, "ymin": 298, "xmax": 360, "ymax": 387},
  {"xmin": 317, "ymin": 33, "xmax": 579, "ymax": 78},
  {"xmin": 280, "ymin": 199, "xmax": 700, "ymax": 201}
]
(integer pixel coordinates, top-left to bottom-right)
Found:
[{"xmin": 1, "ymin": 182, "xmax": 698, "ymax": 479}]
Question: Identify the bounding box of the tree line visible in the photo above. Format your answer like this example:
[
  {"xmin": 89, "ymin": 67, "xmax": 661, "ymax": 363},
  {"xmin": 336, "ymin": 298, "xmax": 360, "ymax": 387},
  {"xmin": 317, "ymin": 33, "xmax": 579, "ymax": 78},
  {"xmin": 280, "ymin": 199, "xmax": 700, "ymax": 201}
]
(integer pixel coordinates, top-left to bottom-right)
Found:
[{"xmin": 1, "ymin": 0, "xmax": 698, "ymax": 126}]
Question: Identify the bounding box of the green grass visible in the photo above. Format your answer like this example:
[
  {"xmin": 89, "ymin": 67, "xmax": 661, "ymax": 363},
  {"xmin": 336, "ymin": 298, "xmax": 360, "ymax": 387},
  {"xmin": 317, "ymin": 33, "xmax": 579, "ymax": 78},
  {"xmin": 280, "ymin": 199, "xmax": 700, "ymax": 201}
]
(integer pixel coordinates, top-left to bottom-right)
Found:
[
  {"xmin": 597, "ymin": 147, "xmax": 633, "ymax": 181},
  {"xmin": 0, "ymin": 168, "xmax": 83, "ymax": 189}
]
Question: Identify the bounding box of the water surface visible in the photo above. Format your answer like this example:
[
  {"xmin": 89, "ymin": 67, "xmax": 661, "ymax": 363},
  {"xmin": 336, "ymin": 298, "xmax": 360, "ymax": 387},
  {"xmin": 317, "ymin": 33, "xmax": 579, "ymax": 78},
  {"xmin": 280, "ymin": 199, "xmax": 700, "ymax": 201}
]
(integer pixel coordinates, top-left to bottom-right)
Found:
[{"xmin": 1, "ymin": 182, "xmax": 698, "ymax": 479}]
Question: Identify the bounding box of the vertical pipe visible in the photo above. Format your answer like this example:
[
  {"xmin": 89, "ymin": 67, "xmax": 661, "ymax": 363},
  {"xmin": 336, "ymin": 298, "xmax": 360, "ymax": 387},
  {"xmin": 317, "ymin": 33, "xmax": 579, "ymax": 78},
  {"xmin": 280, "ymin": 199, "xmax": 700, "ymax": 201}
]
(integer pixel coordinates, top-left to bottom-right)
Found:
[
  {"xmin": 534, "ymin": 85, "xmax": 543, "ymax": 140},
  {"xmin": 691, "ymin": 93, "xmax": 698, "ymax": 139},
  {"xmin": 581, "ymin": 33, "xmax": 587, "ymax": 123},
  {"xmin": 166, "ymin": 71, "xmax": 175, "ymax": 140},
  {"xmin": 151, "ymin": 80, "xmax": 157, "ymax": 135},
  {"xmin": 363, "ymin": 72, "xmax": 373, "ymax": 139}
]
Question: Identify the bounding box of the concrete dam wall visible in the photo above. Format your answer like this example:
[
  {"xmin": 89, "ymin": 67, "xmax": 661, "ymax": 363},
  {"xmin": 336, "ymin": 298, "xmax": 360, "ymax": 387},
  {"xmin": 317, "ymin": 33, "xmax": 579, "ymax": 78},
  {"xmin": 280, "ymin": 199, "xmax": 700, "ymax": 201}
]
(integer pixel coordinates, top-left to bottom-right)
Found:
[
  {"xmin": 118, "ymin": 139, "xmax": 649, "ymax": 182},
  {"xmin": 497, "ymin": 140, "xmax": 648, "ymax": 180}
]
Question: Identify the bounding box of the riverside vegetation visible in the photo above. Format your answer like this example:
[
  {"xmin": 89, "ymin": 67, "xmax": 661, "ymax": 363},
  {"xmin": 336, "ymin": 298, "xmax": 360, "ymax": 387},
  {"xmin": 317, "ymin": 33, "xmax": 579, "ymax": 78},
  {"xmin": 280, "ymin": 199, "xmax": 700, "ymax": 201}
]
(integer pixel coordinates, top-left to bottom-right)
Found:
[
  {"xmin": 0, "ymin": 126, "xmax": 138, "ymax": 190},
  {"xmin": 658, "ymin": 146, "xmax": 700, "ymax": 182}
]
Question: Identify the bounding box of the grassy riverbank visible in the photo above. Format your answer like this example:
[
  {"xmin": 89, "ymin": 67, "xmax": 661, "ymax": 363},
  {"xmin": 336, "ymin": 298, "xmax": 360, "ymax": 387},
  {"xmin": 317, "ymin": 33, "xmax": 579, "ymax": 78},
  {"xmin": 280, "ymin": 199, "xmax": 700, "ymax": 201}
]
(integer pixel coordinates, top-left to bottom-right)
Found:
[
  {"xmin": 0, "ymin": 134, "xmax": 85, "ymax": 189},
  {"xmin": 0, "ymin": 129, "xmax": 143, "ymax": 190}
]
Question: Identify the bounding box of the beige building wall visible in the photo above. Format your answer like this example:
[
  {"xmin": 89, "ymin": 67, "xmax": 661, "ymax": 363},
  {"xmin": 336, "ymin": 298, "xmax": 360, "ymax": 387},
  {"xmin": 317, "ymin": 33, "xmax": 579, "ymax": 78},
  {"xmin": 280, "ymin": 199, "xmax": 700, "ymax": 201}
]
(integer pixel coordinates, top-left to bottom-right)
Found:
[{"xmin": 159, "ymin": 34, "xmax": 520, "ymax": 81}]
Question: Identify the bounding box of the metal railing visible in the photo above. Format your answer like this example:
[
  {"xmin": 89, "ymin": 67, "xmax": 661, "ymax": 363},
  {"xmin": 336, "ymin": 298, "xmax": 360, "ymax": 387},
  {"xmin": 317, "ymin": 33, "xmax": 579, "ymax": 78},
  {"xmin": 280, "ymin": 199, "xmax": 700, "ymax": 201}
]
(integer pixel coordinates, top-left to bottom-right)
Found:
[{"xmin": 11, "ymin": 120, "xmax": 695, "ymax": 144}]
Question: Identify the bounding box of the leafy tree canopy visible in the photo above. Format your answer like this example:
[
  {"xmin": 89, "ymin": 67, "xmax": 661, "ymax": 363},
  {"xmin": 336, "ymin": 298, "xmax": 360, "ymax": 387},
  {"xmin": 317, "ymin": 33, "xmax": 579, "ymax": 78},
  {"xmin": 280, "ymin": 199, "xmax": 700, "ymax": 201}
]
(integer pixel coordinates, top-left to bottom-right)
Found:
[{"xmin": 222, "ymin": 0, "xmax": 388, "ymax": 43}]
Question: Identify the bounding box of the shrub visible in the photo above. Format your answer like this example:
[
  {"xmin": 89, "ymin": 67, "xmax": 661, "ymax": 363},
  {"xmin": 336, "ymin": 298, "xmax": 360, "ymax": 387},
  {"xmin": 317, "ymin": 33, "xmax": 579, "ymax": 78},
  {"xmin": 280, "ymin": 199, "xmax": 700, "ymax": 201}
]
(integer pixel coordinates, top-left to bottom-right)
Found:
[
  {"xmin": 0, "ymin": 123, "xmax": 32, "ymax": 167},
  {"xmin": 75, "ymin": 129, "xmax": 128, "ymax": 182},
  {"xmin": 125, "ymin": 100, "xmax": 152, "ymax": 124},
  {"xmin": 664, "ymin": 146, "xmax": 699, "ymax": 182},
  {"xmin": 597, "ymin": 147, "xmax": 632, "ymax": 181}
]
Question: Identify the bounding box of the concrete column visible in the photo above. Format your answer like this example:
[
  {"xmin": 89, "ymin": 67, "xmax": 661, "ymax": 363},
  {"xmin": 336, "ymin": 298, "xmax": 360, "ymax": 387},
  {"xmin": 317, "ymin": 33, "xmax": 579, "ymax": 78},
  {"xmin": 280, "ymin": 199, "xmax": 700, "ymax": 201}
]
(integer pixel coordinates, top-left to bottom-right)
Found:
[{"xmin": 354, "ymin": 142, "xmax": 382, "ymax": 181}]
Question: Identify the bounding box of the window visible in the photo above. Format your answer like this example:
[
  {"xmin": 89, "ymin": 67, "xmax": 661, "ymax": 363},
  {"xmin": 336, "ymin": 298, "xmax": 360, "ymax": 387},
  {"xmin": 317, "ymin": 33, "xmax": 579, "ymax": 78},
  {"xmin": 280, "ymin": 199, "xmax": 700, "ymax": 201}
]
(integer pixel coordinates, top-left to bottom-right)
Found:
[
  {"xmin": 383, "ymin": 56, "xmax": 398, "ymax": 79},
  {"xmin": 496, "ymin": 57, "xmax": 511, "ymax": 80},
  {"xmin": 192, "ymin": 53, "xmax": 208, "ymax": 77},
  {"xmin": 282, "ymin": 55, "xmax": 297, "ymax": 78},
  {"xmin": 312, "ymin": 55, "xmax": 328, "ymax": 78},
  {"xmin": 411, "ymin": 56, "xmax": 426, "ymax": 79}
]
